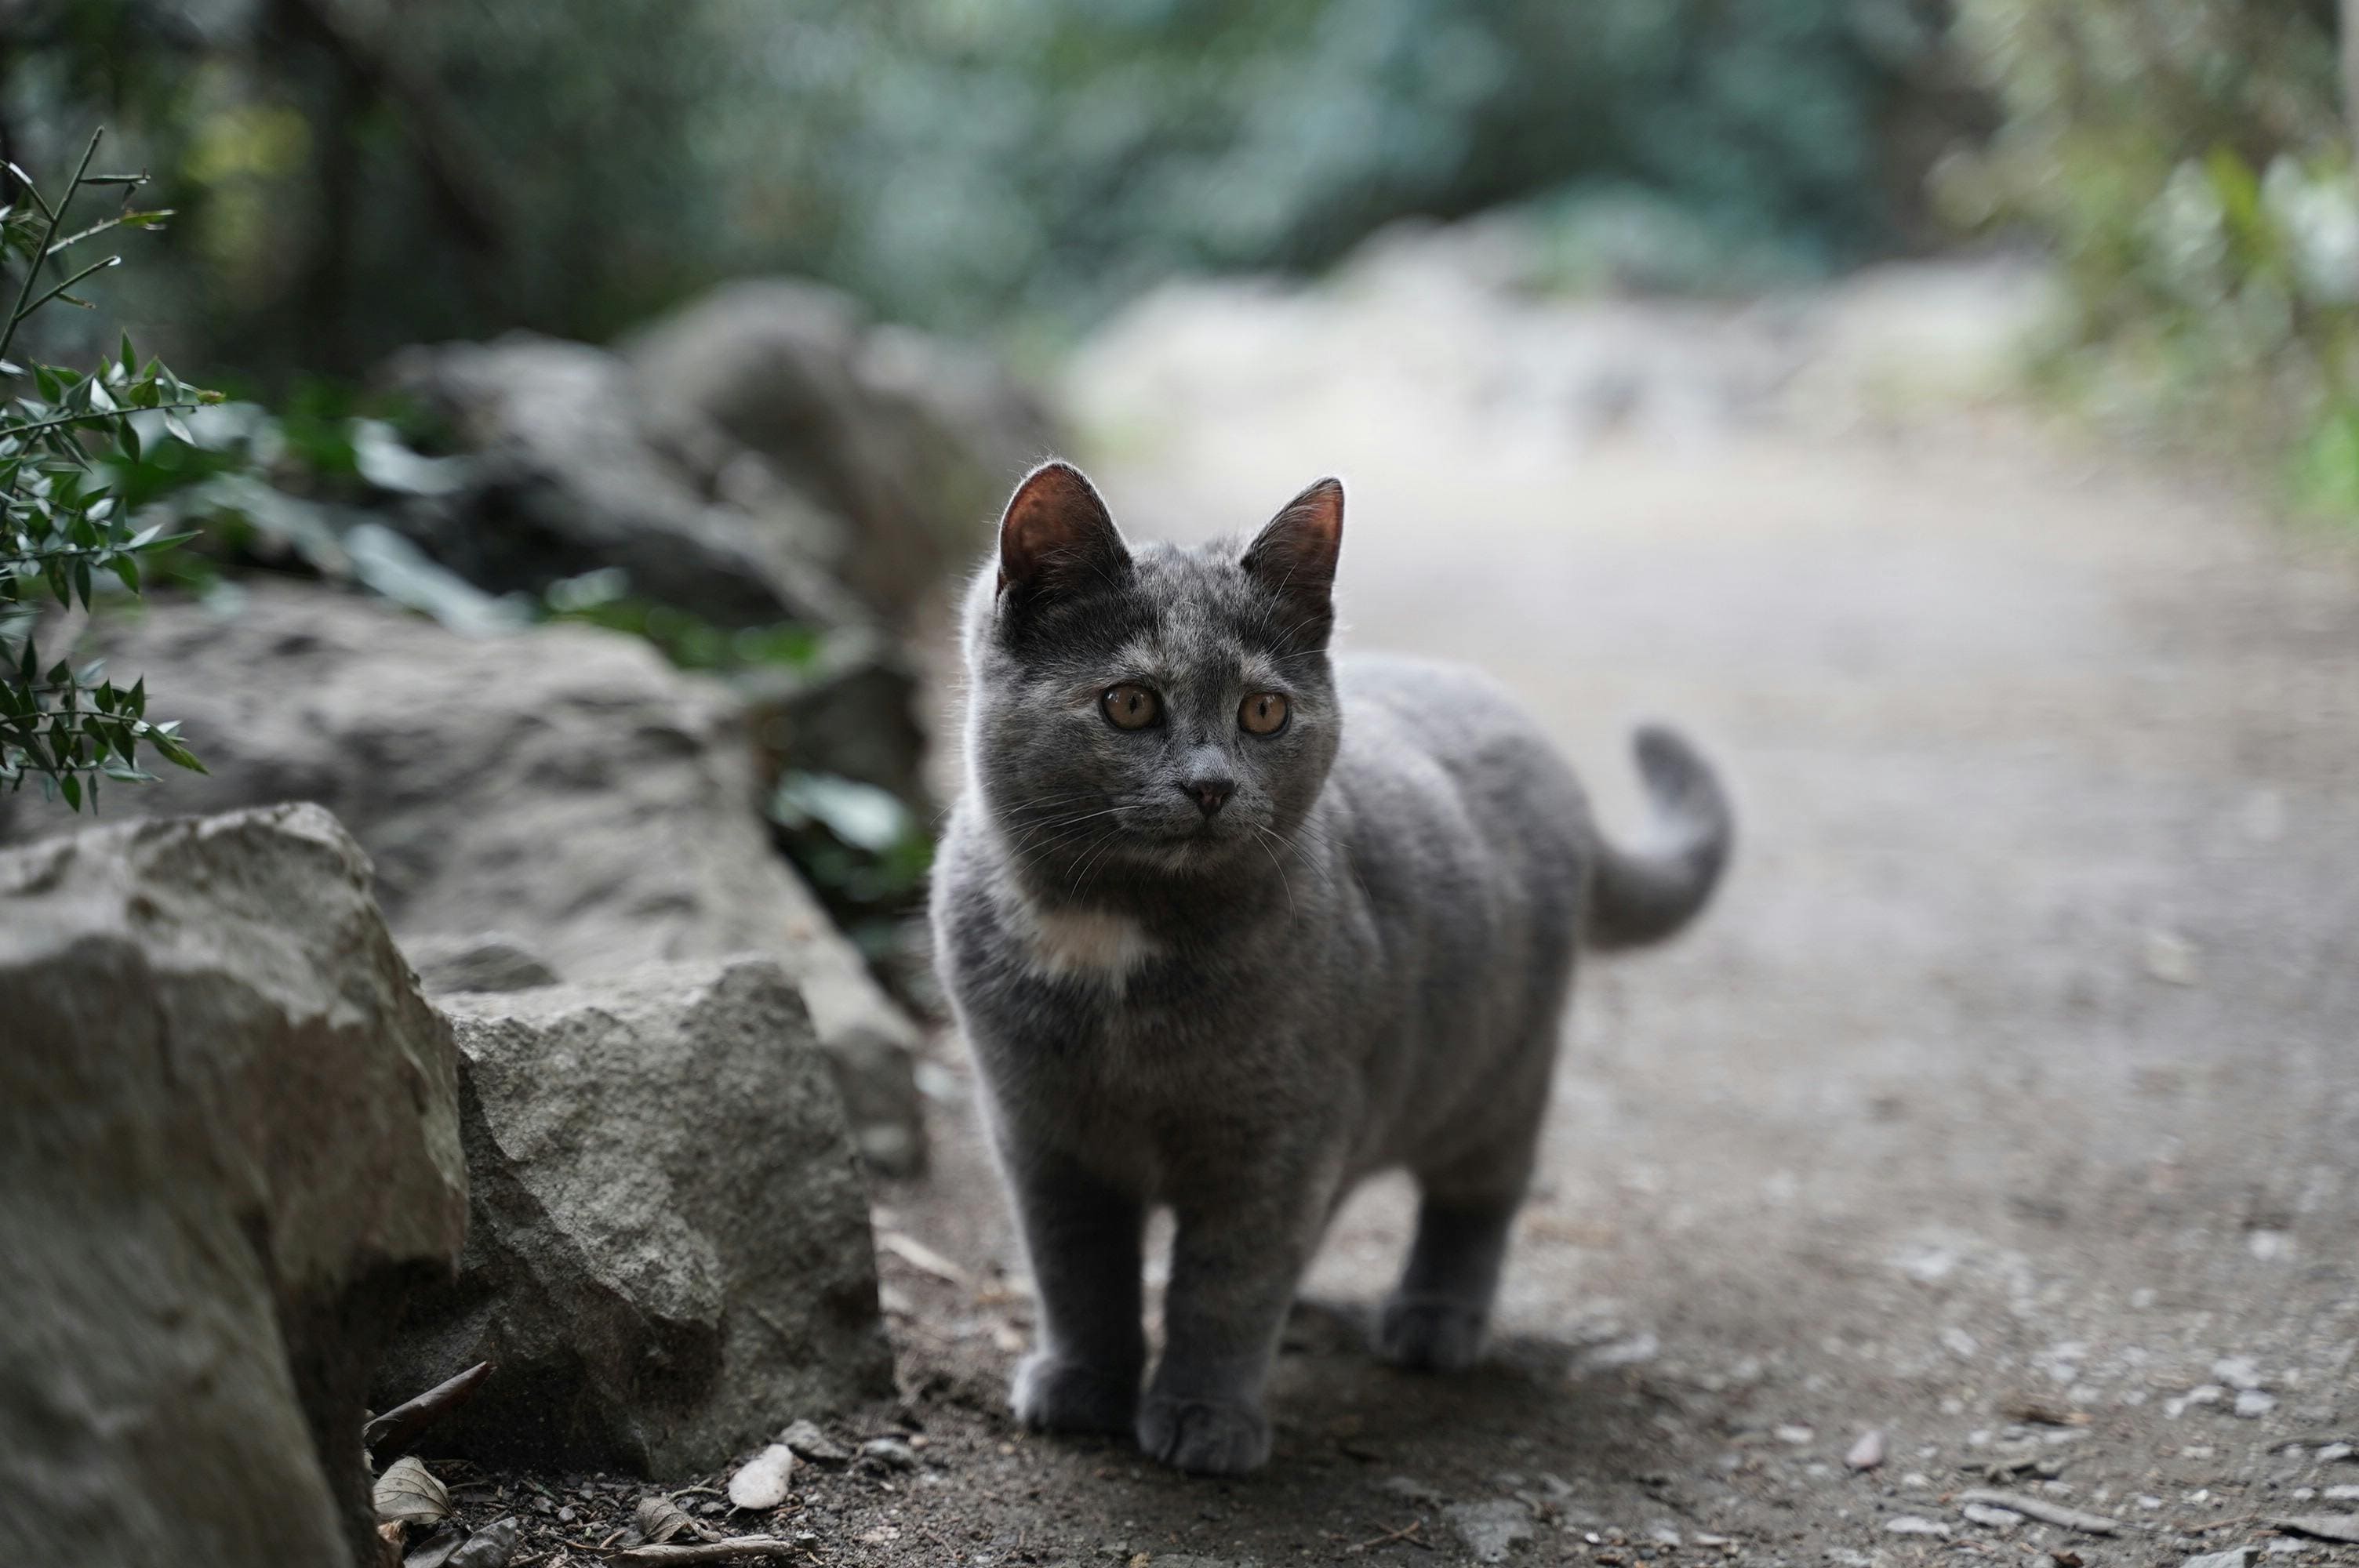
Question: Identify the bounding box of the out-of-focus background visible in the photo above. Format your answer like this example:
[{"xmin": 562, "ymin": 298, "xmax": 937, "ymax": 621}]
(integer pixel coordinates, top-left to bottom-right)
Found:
[{"xmin": 4, "ymin": 5, "xmax": 2358, "ymax": 1567}]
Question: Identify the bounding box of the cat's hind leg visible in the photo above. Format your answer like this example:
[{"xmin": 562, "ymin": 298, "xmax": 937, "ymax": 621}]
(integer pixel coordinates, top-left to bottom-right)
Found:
[
  {"xmin": 1004, "ymin": 1147, "xmax": 1147, "ymax": 1434},
  {"xmin": 1378, "ymin": 1091, "xmax": 1547, "ymax": 1372}
]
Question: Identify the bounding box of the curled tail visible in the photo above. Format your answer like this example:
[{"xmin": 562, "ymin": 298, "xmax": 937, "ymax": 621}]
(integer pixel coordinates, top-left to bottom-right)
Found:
[{"xmin": 1584, "ymin": 724, "xmax": 1733, "ymax": 950}]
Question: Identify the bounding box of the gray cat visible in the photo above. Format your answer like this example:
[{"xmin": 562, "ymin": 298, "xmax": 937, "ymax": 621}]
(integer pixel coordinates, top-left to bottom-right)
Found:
[{"xmin": 929, "ymin": 461, "xmax": 1731, "ymax": 1475}]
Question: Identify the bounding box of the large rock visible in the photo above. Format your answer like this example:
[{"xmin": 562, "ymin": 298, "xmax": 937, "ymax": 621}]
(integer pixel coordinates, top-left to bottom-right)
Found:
[
  {"xmin": 0, "ymin": 583, "xmax": 926, "ymax": 1173},
  {"xmin": 377, "ymin": 959, "xmax": 893, "ymax": 1473},
  {"xmin": 382, "ymin": 333, "xmax": 869, "ymax": 632},
  {"xmin": 389, "ymin": 289, "xmax": 1053, "ymax": 634},
  {"xmin": 623, "ymin": 278, "xmax": 1055, "ymax": 619},
  {"xmin": 0, "ymin": 804, "xmax": 467, "ymax": 1568}
]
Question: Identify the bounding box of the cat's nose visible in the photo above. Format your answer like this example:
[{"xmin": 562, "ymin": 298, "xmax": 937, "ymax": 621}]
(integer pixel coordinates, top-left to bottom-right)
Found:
[{"xmin": 1181, "ymin": 778, "xmax": 1234, "ymax": 817}]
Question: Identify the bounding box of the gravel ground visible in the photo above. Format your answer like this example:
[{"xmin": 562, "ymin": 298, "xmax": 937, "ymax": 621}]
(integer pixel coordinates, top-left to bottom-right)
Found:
[{"xmin": 442, "ymin": 256, "xmax": 2359, "ymax": 1568}]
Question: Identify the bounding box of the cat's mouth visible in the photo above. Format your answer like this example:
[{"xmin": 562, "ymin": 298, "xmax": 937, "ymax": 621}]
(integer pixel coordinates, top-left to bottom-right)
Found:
[{"xmin": 1131, "ymin": 806, "xmax": 1244, "ymax": 851}]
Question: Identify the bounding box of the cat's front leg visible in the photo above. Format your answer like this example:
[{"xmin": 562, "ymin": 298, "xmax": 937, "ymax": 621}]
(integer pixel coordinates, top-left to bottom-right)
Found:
[
  {"xmin": 1140, "ymin": 1171, "xmax": 1332, "ymax": 1475},
  {"xmin": 1002, "ymin": 1145, "xmax": 1147, "ymax": 1435}
]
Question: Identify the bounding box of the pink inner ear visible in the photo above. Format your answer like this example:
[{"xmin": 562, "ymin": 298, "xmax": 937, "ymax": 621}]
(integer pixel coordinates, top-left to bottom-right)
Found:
[
  {"xmin": 1248, "ymin": 477, "xmax": 1344, "ymax": 590},
  {"xmin": 998, "ymin": 461, "xmax": 1122, "ymax": 593}
]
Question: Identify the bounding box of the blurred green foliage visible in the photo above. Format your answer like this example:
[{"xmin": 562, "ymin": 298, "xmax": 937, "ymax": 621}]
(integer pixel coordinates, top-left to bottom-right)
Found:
[
  {"xmin": 541, "ymin": 568, "xmax": 823, "ymax": 674},
  {"xmin": 3, "ymin": 0, "xmax": 1952, "ymax": 380},
  {"xmin": 1950, "ymin": 0, "xmax": 2359, "ymax": 518}
]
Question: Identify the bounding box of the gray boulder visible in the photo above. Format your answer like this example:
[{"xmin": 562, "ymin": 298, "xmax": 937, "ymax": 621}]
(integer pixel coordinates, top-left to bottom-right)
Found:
[
  {"xmin": 402, "ymin": 931, "xmax": 562, "ymax": 996},
  {"xmin": 0, "ymin": 804, "xmax": 467, "ymax": 1568},
  {"xmin": 624, "ymin": 278, "xmax": 1055, "ymax": 619},
  {"xmin": 378, "ymin": 959, "xmax": 893, "ymax": 1473},
  {"xmin": 383, "ymin": 333, "xmax": 868, "ymax": 632},
  {"xmin": 0, "ymin": 583, "xmax": 927, "ymax": 1174}
]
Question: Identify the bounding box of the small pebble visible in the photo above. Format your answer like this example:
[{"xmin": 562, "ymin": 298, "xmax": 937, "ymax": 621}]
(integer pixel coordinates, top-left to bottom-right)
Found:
[
  {"xmin": 861, "ymin": 1437, "xmax": 918, "ymax": 1471},
  {"xmin": 778, "ymin": 1418, "xmax": 855, "ymax": 1465},
  {"xmin": 1845, "ymin": 1430, "xmax": 1885, "ymax": 1471},
  {"xmin": 1774, "ymin": 1424, "xmax": 1814, "ymax": 1446},
  {"xmin": 1380, "ymin": 1475, "xmax": 1445, "ymax": 1505},
  {"xmin": 2320, "ymin": 1443, "xmax": 2355, "ymax": 1464},
  {"xmin": 2235, "ymin": 1390, "xmax": 2277, "ymax": 1419},
  {"xmin": 2326, "ymin": 1485, "xmax": 2359, "ymax": 1501},
  {"xmin": 2212, "ymin": 1357, "xmax": 2263, "ymax": 1391},
  {"xmin": 2180, "ymin": 1549, "xmax": 2255, "ymax": 1568},
  {"xmin": 1885, "ymin": 1516, "xmax": 1951, "ymax": 1537},
  {"xmin": 726, "ymin": 1443, "xmax": 795, "ymax": 1511}
]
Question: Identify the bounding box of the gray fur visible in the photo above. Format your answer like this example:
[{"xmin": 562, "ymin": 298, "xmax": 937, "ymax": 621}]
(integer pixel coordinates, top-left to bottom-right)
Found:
[{"xmin": 929, "ymin": 462, "xmax": 1732, "ymax": 1475}]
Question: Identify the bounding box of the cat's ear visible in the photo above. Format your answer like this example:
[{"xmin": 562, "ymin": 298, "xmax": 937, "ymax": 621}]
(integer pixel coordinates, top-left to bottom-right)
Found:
[
  {"xmin": 1241, "ymin": 477, "xmax": 1343, "ymax": 641},
  {"xmin": 997, "ymin": 460, "xmax": 1130, "ymax": 601}
]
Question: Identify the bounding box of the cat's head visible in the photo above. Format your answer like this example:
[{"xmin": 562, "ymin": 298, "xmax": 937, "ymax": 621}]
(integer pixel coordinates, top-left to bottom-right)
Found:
[{"xmin": 961, "ymin": 460, "xmax": 1344, "ymax": 895}]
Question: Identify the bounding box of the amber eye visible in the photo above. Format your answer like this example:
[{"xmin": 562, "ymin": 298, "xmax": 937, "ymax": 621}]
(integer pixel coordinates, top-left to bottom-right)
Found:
[
  {"xmin": 1101, "ymin": 683, "xmax": 1161, "ymax": 731},
  {"xmin": 1239, "ymin": 691, "xmax": 1290, "ymax": 736}
]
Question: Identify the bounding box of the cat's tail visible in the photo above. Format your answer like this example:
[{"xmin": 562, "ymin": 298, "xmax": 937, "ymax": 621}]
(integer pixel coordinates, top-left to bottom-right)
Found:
[{"xmin": 1583, "ymin": 725, "xmax": 1732, "ymax": 951}]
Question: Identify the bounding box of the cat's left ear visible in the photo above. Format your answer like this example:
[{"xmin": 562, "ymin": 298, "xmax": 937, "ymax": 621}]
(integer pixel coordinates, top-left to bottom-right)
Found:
[{"xmin": 1241, "ymin": 477, "xmax": 1343, "ymax": 641}]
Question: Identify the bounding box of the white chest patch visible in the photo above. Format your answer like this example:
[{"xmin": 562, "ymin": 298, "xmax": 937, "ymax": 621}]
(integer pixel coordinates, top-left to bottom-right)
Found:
[{"xmin": 1019, "ymin": 902, "xmax": 1158, "ymax": 983}]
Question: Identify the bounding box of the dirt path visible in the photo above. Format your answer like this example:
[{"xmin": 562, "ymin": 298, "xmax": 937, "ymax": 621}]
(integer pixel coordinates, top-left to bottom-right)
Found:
[{"xmin": 855, "ymin": 255, "xmax": 2359, "ymax": 1567}]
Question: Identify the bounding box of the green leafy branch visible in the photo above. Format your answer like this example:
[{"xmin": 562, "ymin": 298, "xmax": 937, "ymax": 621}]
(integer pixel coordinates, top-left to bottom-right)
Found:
[{"xmin": 2, "ymin": 127, "xmax": 217, "ymax": 809}]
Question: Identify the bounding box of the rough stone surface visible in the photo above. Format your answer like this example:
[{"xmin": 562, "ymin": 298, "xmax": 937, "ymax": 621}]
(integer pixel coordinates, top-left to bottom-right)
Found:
[
  {"xmin": 623, "ymin": 278, "xmax": 1054, "ymax": 619},
  {"xmin": 0, "ymin": 804, "xmax": 467, "ymax": 1568},
  {"xmin": 376, "ymin": 959, "xmax": 892, "ymax": 1475},
  {"xmin": 0, "ymin": 584, "xmax": 925, "ymax": 1172},
  {"xmin": 1442, "ymin": 1499, "xmax": 1536, "ymax": 1563}
]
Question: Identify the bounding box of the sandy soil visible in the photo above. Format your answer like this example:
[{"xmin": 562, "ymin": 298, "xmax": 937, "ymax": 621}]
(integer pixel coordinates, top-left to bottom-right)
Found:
[{"xmin": 470, "ymin": 256, "xmax": 2359, "ymax": 1568}]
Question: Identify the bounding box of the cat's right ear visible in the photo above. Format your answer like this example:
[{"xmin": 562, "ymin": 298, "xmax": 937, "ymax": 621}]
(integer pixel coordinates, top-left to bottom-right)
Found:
[{"xmin": 996, "ymin": 460, "xmax": 1131, "ymax": 603}]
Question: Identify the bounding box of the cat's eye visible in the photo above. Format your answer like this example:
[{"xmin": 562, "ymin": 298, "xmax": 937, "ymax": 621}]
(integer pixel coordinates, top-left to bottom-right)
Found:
[
  {"xmin": 1101, "ymin": 683, "xmax": 1161, "ymax": 731},
  {"xmin": 1239, "ymin": 691, "xmax": 1290, "ymax": 736}
]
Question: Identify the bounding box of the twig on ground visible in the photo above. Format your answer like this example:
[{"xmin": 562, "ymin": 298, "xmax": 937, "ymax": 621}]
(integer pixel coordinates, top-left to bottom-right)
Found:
[
  {"xmin": 1347, "ymin": 1518, "xmax": 1432, "ymax": 1553},
  {"xmin": 605, "ymin": 1540, "xmax": 797, "ymax": 1565},
  {"xmin": 364, "ymin": 1359, "xmax": 492, "ymax": 1456},
  {"xmin": 1952, "ymin": 1490, "xmax": 2120, "ymax": 1536}
]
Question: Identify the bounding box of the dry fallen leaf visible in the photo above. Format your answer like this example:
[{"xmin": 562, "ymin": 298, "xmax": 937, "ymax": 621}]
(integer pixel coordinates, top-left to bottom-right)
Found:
[
  {"xmin": 403, "ymin": 1523, "xmax": 467, "ymax": 1568},
  {"xmin": 444, "ymin": 1517, "xmax": 522, "ymax": 1568},
  {"xmin": 373, "ymin": 1455, "xmax": 452, "ymax": 1528},
  {"xmin": 634, "ymin": 1494, "xmax": 717, "ymax": 1545}
]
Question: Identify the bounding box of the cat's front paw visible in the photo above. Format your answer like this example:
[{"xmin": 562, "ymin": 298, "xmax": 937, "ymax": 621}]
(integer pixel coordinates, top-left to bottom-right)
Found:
[
  {"xmin": 1012, "ymin": 1351, "xmax": 1139, "ymax": 1434},
  {"xmin": 1376, "ymin": 1294, "xmax": 1488, "ymax": 1371},
  {"xmin": 1136, "ymin": 1391, "xmax": 1271, "ymax": 1475}
]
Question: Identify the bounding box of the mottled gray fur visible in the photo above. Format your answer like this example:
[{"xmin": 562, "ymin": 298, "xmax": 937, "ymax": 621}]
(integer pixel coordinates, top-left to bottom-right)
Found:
[{"xmin": 929, "ymin": 462, "xmax": 1732, "ymax": 1475}]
